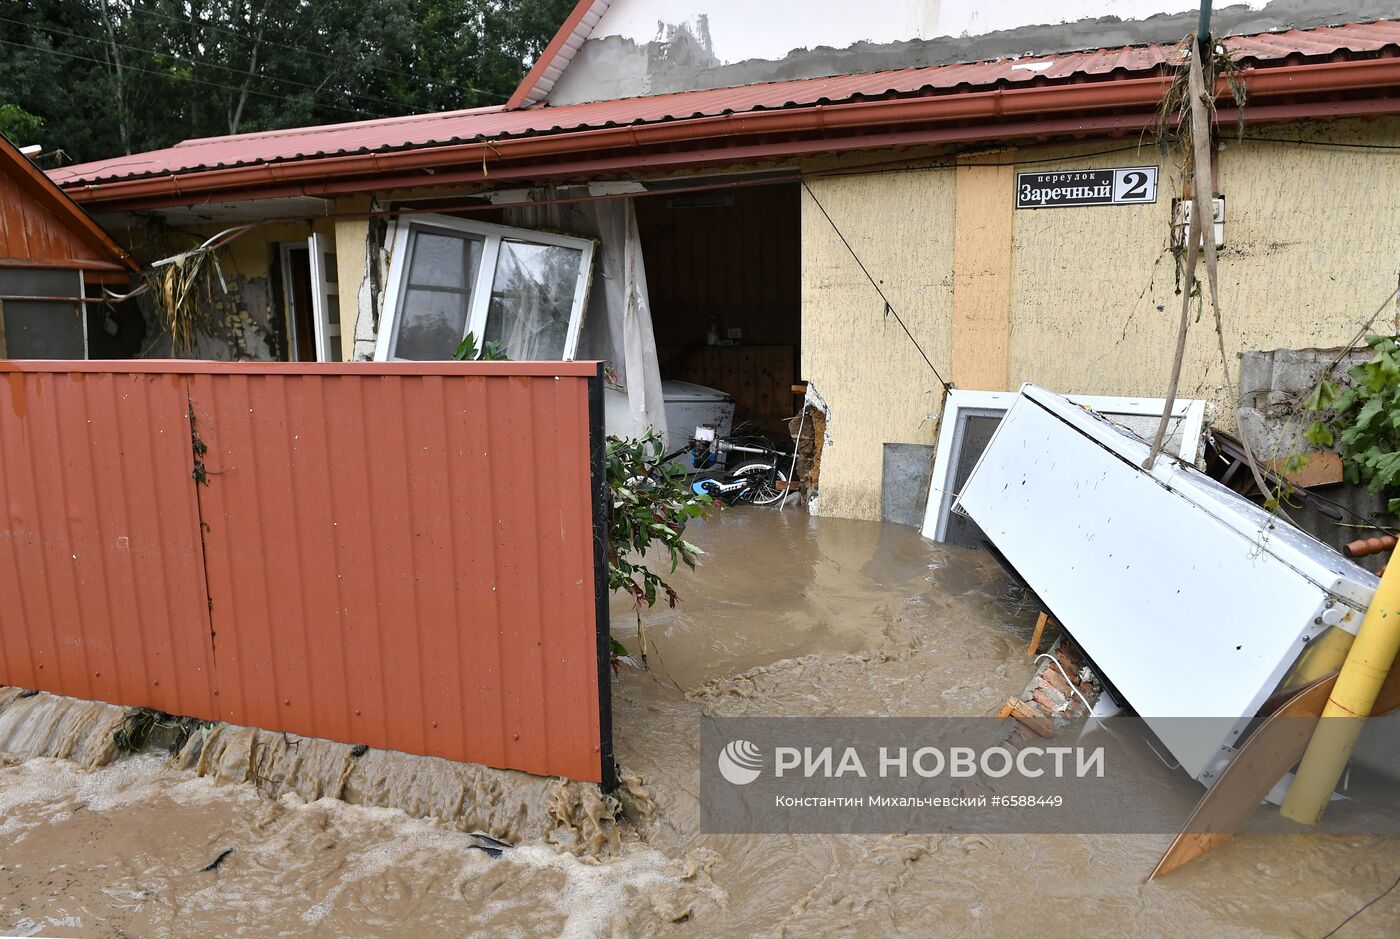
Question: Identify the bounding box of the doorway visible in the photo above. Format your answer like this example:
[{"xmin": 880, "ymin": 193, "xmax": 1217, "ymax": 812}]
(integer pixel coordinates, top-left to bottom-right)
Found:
[
  {"xmin": 634, "ymin": 181, "xmax": 802, "ymax": 441},
  {"xmin": 277, "ymin": 242, "xmax": 316, "ymax": 362}
]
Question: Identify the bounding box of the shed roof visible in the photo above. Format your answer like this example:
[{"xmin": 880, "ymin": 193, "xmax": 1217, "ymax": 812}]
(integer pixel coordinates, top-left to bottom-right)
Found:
[{"xmin": 0, "ymin": 135, "xmax": 136, "ymax": 274}]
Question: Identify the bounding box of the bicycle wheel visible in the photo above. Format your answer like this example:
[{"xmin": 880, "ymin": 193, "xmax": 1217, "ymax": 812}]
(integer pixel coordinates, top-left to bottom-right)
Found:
[{"xmin": 728, "ymin": 459, "xmax": 792, "ymax": 506}]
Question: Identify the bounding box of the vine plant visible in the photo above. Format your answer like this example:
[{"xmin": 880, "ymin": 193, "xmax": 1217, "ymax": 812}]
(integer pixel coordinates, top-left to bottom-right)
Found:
[{"xmin": 1302, "ymin": 335, "xmax": 1400, "ymax": 513}]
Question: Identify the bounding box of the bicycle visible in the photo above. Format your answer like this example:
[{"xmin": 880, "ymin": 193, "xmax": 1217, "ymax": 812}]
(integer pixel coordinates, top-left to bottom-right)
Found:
[{"xmin": 685, "ymin": 438, "xmax": 794, "ymax": 506}]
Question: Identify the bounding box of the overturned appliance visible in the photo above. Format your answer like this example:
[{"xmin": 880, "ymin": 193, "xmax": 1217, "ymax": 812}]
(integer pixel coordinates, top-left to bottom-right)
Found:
[{"xmin": 955, "ymin": 384, "xmax": 1379, "ymax": 785}]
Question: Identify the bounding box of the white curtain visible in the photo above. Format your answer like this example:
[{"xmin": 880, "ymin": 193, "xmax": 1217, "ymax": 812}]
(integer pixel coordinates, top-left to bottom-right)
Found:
[{"xmin": 505, "ymin": 193, "xmax": 667, "ymax": 442}]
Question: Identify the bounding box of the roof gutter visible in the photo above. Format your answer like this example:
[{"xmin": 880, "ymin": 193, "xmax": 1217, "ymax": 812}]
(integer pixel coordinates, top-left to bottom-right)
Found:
[{"xmin": 62, "ymin": 56, "xmax": 1400, "ymax": 211}]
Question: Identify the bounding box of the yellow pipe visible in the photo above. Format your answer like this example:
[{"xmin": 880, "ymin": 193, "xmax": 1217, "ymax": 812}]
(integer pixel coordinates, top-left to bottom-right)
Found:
[
  {"xmin": 1283, "ymin": 624, "xmax": 1355, "ymax": 690},
  {"xmin": 1281, "ymin": 562, "xmax": 1400, "ymax": 825}
]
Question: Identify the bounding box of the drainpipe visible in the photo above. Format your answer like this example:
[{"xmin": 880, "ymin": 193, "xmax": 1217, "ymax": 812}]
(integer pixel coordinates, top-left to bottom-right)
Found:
[
  {"xmin": 1280, "ymin": 561, "xmax": 1400, "ymax": 824},
  {"xmin": 1198, "ymin": 0, "xmax": 1213, "ymax": 57}
]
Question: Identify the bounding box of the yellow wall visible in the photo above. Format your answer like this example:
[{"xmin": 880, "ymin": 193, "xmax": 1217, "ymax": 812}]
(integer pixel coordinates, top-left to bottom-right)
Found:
[
  {"xmin": 801, "ymin": 168, "xmax": 957, "ymax": 521},
  {"xmin": 331, "ymin": 198, "xmax": 371, "ymax": 362},
  {"xmin": 802, "ymin": 119, "xmax": 1400, "ymax": 520}
]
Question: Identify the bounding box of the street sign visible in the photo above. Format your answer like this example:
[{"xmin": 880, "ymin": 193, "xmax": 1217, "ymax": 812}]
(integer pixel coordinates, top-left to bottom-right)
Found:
[{"xmin": 1015, "ymin": 166, "xmax": 1158, "ymax": 209}]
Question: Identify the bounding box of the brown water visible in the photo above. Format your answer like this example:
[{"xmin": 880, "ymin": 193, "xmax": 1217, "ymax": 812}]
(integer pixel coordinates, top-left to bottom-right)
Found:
[{"xmin": 3, "ymin": 510, "xmax": 1398, "ymax": 936}]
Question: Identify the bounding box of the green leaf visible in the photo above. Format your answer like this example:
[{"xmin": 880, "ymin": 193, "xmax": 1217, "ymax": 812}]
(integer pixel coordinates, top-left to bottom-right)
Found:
[
  {"xmin": 1353, "ymin": 395, "xmax": 1385, "ymax": 433},
  {"xmin": 1303, "ymin": 420, "xmax": 1334, "ymax": 448},
  {"xmin": 452, "ymin": 333, "xmax": 479, "ymax": 361},
  {"xmin": 1304, "ymin": 380, "xmax": 1338, "ymax": 412}
]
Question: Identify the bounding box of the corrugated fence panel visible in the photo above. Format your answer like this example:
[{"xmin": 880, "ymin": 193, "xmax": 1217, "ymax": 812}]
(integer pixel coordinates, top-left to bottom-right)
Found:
[
  {"xmin": 0, "ymin": 368, "xmax": 216, "ymax": 719},
  {"xmin": 0, "ymin": 361, "xmax": 610, "ymax": 785},
  {"xmin": 186, "ymin": 363, "xmax": 606, "ymax": 782}
]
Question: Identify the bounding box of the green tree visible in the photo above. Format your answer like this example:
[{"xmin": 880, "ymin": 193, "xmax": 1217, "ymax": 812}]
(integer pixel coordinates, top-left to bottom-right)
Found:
[
  {"xmin": 0, "ymin": 103, "xmax": 43, "ymax": 143},
  {"xmin": 0, "ymin": 0, "xmax": 573, "ymax": 163}
]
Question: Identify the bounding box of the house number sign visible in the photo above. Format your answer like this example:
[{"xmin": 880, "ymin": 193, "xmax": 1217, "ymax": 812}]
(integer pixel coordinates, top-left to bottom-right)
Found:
[{"xmin": 1015, "ymin": 166, "xmax": 1158, "ymax": 208}]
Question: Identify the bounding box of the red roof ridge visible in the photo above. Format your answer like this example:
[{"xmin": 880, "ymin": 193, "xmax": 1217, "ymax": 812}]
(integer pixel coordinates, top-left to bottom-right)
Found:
[{"xmin": 171, "ymin": 105, "xmax": 508, "ymax": 149}]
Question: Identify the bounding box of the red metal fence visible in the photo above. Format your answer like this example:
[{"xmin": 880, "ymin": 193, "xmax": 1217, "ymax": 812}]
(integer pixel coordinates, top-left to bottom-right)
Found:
[{"xmin": 0, "ymin": 360, "xmax": 612, "ymax": 785}]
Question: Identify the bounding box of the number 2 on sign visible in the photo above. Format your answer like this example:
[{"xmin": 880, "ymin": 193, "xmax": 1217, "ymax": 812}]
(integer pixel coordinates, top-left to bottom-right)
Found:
[{"xmin": 1112, "ymin": 167, "xmax": 1157, "ymax": 203}]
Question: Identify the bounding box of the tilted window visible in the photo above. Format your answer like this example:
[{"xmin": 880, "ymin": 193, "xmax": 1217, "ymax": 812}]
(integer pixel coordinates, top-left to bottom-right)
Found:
[{"xmin": 374, "ymin": 215, "xmax": 595, "ymax": 361}]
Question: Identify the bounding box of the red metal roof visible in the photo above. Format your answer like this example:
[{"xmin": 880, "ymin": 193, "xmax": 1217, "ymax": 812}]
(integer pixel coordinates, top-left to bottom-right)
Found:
[{"xmin": 51, "ymin": 19, "xmax": 1400, "ymax": 189}]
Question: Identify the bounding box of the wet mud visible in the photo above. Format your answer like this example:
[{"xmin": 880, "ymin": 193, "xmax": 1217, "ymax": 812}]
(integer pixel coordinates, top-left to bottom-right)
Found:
[{"xmin": 3, "ymin": 510, "xmax": 1399, "ymax": 936}]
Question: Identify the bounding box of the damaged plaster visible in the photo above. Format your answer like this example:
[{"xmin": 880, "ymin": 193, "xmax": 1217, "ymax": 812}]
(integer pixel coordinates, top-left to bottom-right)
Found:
[
  {"xmin": 136, "ymin": 272, "xmax": 280, "ymax": 361},
  {"xmin": 547, "ymin": 0, "xmax": 1400, "ymax": 104},
  {"xmin": 352, "ymin": 212, "xmax": 392, "ymax": 361}
]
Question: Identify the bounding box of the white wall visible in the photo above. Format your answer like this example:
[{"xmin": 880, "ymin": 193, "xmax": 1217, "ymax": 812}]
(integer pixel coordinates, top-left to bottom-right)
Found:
[{"xmin": 583, "ymin": 1, "xmax": 1266, "ymax": 66}]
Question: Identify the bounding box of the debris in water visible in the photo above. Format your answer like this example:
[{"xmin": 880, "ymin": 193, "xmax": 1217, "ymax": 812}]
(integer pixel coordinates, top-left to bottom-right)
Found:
[
  {"xmin": 199, "ymin": 848, "xmax": 234, "ymax": 872},
  {"xmin": 467, "ymin": 831, "xmax": 513, "ymax": 858}
]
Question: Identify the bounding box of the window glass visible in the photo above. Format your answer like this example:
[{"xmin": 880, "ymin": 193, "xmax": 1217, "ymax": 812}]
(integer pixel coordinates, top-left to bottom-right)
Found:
[
  {"xmin": 376, "ymin": 218, "xmax": 593, "ymax": 363},
  {"xmin": 395, "ymin": 288, "xmax": 471, "ymax": 361},
  {"xmin": 483, "ymin": 240, "xmax": 583, "ymax": 360},
  {"xmin": 0, "ymin": 268, "xmax": 85, "ymax": 359},
  {"xmin": 394, "ymin": 231, "xmax": 482, "ymax": 359},
  {"xmin": 407, "ymin": 231, "xmax": 473, "ymax": 288}
]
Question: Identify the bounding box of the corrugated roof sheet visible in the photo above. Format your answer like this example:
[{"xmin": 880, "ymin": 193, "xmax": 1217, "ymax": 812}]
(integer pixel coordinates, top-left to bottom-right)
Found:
[{"xmin": 51, "ymin": 19, "xmax": 1400, "ymax": 188}]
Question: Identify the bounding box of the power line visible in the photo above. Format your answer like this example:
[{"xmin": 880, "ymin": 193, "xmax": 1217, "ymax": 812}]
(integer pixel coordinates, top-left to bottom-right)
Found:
[
  {"xmin": 0, "ymin": 14, "xmax": 430, "ymax": 116},
  {"xmin": 122, "ymin": 3, "xmax": 510, "ymax": 102},
  {"xmin": 0, "ymin": 36, "xmax": 392, "ymax": 120},
  {"xmin": 1242, "ymin": 134, "xmax": 1400, "ymax": 151}
]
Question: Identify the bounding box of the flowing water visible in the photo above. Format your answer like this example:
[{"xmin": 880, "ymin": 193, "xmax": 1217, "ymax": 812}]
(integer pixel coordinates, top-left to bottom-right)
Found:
[{"xmin": 2, "ymin": 510, "xmax": 1398, "ymax": 936}]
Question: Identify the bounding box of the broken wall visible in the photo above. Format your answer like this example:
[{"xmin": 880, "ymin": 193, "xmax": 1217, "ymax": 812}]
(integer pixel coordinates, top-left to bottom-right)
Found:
[
  {"xmin": 545, "ymin": 1, "xmax": 1391, "ymax": 105},
  {"xmin": 117, "ymin": 219, "xmax": 339, "ymax": 361},
  {"xmin": 1238, "ymin": 347, "xmax": 1394, "ymax": 552},
  {"xmin": 802, "ymin": 117, "xmax": 1400, "ymax": 521}
]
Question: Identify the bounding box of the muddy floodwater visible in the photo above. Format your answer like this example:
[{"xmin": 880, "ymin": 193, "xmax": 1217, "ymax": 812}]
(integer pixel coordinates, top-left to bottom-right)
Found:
[{"xmin": 3, "ymin": 510, "xmax": 1399, "ymax": 936}]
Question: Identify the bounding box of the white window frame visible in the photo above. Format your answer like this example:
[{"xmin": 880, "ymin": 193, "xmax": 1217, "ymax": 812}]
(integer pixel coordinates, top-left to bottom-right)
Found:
[
  {"xmin": 373, "ymin": 213, "xmax": 596, "ymax": 362},
  {"xmin": 276, "ymin": 241, "xmax": 308, "ymax": 361},
  {"xmin": 307, "ymin": 232, "xmax": 341, "ymax": 362},
  {"xmin": 921, "ymin": 389, "xmax": 1207, "ymax": 543}
]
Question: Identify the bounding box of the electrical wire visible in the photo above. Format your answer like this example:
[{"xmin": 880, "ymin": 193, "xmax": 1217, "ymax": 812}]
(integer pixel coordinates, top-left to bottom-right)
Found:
[
  {"xmin": 1243, "ymin": 135, "xmax": 1400, "ymax": 152},
  {"xmin": 1035, "ymin": 653, "xmax": 1097, "ymax": 716},
  {"xmin": 122, "ymin": 3, "xmax": 510, "ymax": 102},
  {"xmin": 1319, "ymin": 869, "xmax": 1400, "ymax": 938},
  {"xmin": 800, "ymin": 179, "xmax": 954, "ymax": 392},
  {"xmin": 0, "ymin": 14, "xmax": 432, "ymax": 116},
  {"xmin": 0, "ymin": 36, "xmax": 392, "ymax": 120},
  {"xmin": 1037, "ymin": 651, "xmax": 1184, "ymax": 770}
]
